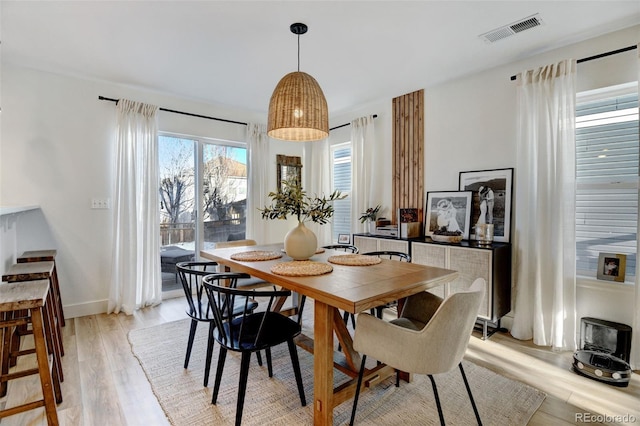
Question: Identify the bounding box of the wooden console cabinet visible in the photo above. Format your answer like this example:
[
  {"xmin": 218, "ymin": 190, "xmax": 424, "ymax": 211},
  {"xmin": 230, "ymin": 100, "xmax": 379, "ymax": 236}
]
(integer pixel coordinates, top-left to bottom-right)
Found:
[
  {"xmin": 411, "ymin": 239, "xmax": 511, "ymax": 339},
  {"xmin": 353, "ymin": 234, "xmax": 409, "ymax": 254},
  {"xmin": 353, "ymin": 234, "xmax": 511, "ymax": 339}
]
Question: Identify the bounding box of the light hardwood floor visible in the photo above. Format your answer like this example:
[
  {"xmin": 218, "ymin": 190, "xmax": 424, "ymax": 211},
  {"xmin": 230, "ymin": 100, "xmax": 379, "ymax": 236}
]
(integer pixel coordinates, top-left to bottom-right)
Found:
[{"xmin": 1, "ymin": 296, "xmax": 638, "ymax": 425}]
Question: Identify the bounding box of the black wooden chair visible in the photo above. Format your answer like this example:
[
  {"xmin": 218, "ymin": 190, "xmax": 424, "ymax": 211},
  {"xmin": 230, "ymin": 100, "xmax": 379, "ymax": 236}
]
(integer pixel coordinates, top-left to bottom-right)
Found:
[
  {"xmin": 203, "ymin": 273, "xmax": 306, "ymax": 426},
  {"xmin": 361, "ymin": 251, "xmax": 412, "ymax": 319},
  {"xmin": 176, "ymin": 262, "xmax": 262, "ymax": 387}
]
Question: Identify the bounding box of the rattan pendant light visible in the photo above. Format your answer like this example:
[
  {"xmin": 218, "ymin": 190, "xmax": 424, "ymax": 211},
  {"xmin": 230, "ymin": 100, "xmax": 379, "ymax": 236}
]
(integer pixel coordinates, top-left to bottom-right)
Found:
[{"xmin": 267, "ymin": 23, "xmax": 329, "ymax": 142}]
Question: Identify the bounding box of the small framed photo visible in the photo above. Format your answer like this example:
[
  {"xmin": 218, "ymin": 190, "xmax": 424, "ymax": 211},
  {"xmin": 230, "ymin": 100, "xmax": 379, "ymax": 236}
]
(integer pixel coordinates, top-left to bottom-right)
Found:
[
  {"xmin": 459, "ymin": 168, "xmax": 514, "ymax": 242},
  {"xmin": 338, "ymin": 234, "xmax": 350, "ymax": 244},
  {"xmin": 597, "ymin": 253, "xmax": 626, "ymax": 282},
  {"xmin": 425, "ymin": 191, "xmax": 473, "ymax": 239}
]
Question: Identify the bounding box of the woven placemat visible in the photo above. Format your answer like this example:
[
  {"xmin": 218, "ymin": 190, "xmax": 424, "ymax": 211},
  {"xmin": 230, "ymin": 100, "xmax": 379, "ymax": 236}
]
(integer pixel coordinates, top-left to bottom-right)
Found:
[
  {"xmin": 270, "ymin": 261, "xmax": 333, "ymax": 277},
  {"xmin": 230, "ymin": 250, "xmax": 283, "ymax": 261},
  {"xmin": 328, "ymin": 254, "xmax": 382, "ymax": 266}
]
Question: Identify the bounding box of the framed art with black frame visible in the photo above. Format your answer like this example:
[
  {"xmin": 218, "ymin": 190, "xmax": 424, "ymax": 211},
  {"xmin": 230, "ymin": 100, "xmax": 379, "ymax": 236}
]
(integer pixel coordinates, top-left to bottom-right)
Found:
[
  {"xmin": 459, "ymin": 168, "xmax": 514, "ymax": 242},
  {"xmin": 425, "ymin": 191, "xmax": 473, "ymax": 239},
  {"xmin": 338, "ymin": 233, "xmax": 350, "ymax": 244},
  {"xmin": 596, "ymin": 252, "xmax": 627, "ymax": 282}
]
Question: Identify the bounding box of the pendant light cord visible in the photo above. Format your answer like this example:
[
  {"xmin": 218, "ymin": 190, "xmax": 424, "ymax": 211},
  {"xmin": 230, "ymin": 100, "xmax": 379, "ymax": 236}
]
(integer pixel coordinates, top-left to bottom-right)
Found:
[{"xmin": 297, "ymin": 33, "xmax": 301, "ymax": 72}]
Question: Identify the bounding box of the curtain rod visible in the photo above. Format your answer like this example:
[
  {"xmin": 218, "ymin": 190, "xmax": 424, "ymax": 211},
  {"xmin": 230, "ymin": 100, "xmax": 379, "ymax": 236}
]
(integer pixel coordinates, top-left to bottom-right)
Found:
[
  {"xmin": 99, "ymin": 95, "xmax": 377, "ymax": 132},
  {"xmin": 509, "ymin": 44, "xmax": 637, "ymax": 81},
  {"xmin": 330, "ymin": 114, "xmax": 378, "ymax": 131},
  {"xmin": 98, "ymin": 96, "xmax": 248, "ymax": 126}
]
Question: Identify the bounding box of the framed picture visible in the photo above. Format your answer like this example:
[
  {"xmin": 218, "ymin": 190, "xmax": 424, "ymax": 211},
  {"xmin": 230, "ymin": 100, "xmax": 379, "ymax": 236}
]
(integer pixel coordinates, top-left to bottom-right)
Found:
[
  {"xmin": 596, "ymin": 253, "xmax": 626, "ymax": 282},
  {"xmin": 425, "ymin": 191, "xmax": 473, "ymax": 239},
  {"xmin": 459, "ymin": 168, "xmax": 514, "ymax": 242},
  {"xmin": 337, "ymin": 234, "xmax": 350, "ymax": 244}
]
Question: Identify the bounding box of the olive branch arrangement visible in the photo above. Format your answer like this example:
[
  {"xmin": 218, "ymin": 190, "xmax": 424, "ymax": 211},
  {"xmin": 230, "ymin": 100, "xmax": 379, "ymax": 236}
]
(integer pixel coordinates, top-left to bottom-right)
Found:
[{"xmin": 260, "ymin": 178, "xmax": 346, "ymax": 224}]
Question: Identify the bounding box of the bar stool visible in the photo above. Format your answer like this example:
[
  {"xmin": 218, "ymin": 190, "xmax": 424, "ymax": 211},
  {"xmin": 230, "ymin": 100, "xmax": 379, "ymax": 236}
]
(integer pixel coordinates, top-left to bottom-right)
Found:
[
  {"xmin": 17, "ymin": 250, "xmax": 65, "ymax": 327},
  {"xmin": 2, "ymin": 262, "xmax": 65, "ymax": 370},
  {"xmin": 0, "ymin": 280, "xmax": 60, "ymax": 425}
]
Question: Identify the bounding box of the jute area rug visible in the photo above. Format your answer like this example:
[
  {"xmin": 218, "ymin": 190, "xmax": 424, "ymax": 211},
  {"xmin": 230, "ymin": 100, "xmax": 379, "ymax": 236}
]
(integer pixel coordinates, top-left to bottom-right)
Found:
[{"xmin": 129, "ymin": 319, "xmax": 545, "ymax": 425}]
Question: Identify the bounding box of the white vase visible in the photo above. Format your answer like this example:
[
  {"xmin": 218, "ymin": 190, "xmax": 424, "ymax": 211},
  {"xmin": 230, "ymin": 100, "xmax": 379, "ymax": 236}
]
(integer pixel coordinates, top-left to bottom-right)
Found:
[
  {"xmin": 368, "ymin": 221, "xmax": 376, "ymax": 234},
  {"xmin": 284, "ymin": 221, "xmax": 318, "ymax": 260}
]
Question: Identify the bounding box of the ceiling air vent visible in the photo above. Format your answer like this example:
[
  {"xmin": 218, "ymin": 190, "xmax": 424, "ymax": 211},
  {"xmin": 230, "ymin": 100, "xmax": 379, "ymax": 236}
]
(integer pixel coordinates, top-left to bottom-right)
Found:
[{"xmin": 479, "ymin": 13, "xmax": 544, "ymax": 44}]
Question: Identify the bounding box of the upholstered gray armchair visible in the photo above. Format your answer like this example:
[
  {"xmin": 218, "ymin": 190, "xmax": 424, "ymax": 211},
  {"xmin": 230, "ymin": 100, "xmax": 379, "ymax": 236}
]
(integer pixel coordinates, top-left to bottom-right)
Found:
[{"xmin": 350, "ymin": 278, "xmax": 486, "ymax": 425}]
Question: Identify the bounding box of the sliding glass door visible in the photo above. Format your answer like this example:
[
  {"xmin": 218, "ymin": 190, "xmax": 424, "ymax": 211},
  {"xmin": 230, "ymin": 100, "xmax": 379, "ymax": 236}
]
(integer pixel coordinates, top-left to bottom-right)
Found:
[{"xmin": 158, "ymin": 134, "xmax": 247, "ymax": 293}]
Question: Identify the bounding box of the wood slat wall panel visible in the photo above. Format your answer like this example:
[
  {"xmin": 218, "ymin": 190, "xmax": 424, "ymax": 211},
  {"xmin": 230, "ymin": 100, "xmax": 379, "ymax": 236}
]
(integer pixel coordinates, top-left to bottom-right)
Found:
[{"xmin": 392, "ymin": 89, "xmax": 424, "ymax": 224}]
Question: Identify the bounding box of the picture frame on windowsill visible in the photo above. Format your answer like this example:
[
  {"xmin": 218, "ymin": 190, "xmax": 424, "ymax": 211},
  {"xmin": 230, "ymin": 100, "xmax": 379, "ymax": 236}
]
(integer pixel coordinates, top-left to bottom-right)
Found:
[{"xmin": 596, "ymin": 252, "xmax": 626, "ymax": 283}]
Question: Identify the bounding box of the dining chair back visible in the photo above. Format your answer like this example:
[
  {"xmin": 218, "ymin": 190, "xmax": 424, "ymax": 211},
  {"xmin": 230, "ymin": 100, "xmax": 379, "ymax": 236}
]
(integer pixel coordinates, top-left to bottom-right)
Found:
[
  {"xmin": 323, "ymin": 244, "xmax": 359, "ymax": 253},
  {"xmin": 361, "ymin": 250, "xmax": 411, "ymax": 262},
  {"xmin": 203, "ymin": 274, "xmax": 306, "ymax": 426},
  {"xmin": 176, "ymin": 262, "xmax": 258, "ymax": 387},
  {"xmin": 349, "ymin": 278, "xmax": 486, "ymax": 425}
]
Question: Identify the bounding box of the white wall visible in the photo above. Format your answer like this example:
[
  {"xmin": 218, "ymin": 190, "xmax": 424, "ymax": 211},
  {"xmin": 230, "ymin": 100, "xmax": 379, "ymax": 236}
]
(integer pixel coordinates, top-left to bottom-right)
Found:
[
  {"xmin": 0, "ymin": 65, "xmax": 297, "ymax": 317},
  {"xmin": 2, "ymin": 24, "xmax": 637, "ymax": 324},
  {"xmin": 331, "ymin": 25, "xmax": 639, "ymax": 330}
]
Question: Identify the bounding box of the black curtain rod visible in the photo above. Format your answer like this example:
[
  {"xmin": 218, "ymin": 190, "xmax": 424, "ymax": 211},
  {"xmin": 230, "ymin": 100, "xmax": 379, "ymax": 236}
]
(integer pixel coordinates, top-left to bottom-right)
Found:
[
  {"xmin": 98, "ymin": 96, "xmax": 248, "ymax": 126},
  {"xmin": 99, "ymin": 95, "xmax": 377, "ymax": 133},
  {"xmin": 330, "ymin": 114, "xmax": 378, "ymax": 131},
  {"xmin": 509, "ymin": 44, "xmax": 637, "ymax": 81}
]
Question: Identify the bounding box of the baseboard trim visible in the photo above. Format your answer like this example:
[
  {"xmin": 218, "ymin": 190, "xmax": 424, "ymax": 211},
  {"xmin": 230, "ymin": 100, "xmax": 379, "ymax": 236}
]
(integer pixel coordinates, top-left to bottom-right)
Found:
[{"xmin": 63, "ymin": 299, "xmax": 109, "ymax": 319}]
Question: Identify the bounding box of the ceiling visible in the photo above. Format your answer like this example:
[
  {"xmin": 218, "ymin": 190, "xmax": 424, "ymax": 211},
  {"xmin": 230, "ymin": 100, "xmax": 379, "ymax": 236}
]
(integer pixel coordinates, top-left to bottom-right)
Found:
[{"xmin": 2, "ymin": 1, "xmax": 639, "ymax": 120}]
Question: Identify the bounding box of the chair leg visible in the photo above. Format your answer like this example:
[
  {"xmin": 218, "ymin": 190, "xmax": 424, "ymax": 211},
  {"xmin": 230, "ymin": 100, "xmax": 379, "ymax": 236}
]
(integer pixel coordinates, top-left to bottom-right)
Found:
[
  {"xmin": 212, "ymin": 347, "xmax": 227, "ymax": 404},
  {"xmin": 203, "ymin": 322, "xmax": 215, "ymax": 387},
  {"xmin": 349, "ymin": 354, "xmax": 367, "ymax": 426},
  {"xmin": 256, "ymin": 349, "xmax": 263, "ymax": 366},
  {"xmin": 459, "ymin": 363, "xmax": 483, "ymax": 426},
  {"xmin": 184, "ymin": 319, "xmax": 198, "ymax": 368},
  {"xmin": 428, "ymin": 375, "xmax": 445, "ymax": 426},
  {"xmin": 297, "ymin": 295, "xmax": 307, "ymax": 324},
  {"xmin": 287, "ymin": 339, "xmax": 306, "ymax": 406},
  {"xmin": 235, "ymin": 351, "xmax": 252, "ymax": 426},
  {"xmin": 266, "ymin": 347, "xmax": 273, "ymax": 378}
]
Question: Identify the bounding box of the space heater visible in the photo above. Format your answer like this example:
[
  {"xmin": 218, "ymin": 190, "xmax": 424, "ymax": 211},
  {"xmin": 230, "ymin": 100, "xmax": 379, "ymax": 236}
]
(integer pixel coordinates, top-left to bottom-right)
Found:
[{"xmin": 572, "ymin": 317, "xmax": 632, "ymax": 387}]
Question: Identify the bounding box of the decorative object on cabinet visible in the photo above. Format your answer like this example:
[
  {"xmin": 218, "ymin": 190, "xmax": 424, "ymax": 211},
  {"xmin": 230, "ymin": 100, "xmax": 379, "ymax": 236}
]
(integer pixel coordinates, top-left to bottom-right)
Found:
[
  {"xmin": 596, "ymin": 252, "xmax": 626, "ymax": 282},
  {"xmin": 360, "ymin": 205, "xmax": 382, "ymax": 234},
  {"xmin": 398, "ymin": 208, "xmax": 422, "ymax": 238},
  {"xmin": 411, "ymin": 239, "xmax": 511, "ymax": 340},
  {"xmin": 425, "ymin": 191, "xmax": 472, "ymax": 239},
  {"xmin": 338, "ymin": 233, "xmax": 350, "ymax": 244},
  {"xmin": 458, "ymin": 168, "xmax": 513, "ymax": 242}
]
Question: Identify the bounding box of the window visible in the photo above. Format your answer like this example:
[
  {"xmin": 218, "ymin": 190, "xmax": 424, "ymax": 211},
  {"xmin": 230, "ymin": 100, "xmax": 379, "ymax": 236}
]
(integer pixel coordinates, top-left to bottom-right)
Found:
[
  {"xmin": 331, "ymin": 143, "xmax": 352, "ymax": 242},
  {"xmin": 575, "ymin": 83, "xmax": 638, "ymax": 282}
]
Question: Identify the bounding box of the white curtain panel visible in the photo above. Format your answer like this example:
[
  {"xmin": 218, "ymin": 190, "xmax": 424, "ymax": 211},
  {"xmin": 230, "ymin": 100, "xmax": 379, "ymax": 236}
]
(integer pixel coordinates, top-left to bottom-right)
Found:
[
  {"xmin": 351, "ymin": 115, "xmax": 379, "ymax": 233},
  {"xmin": 246, "ymin": 123, "xmax": 270, "ymax": 244},
  {"xmin": 108, "ymin": 99, "xmax": 162, "ymax": 315},
  {"xmin": 633, "ymin": 43, "xmax": 640, "ymax": 371},
  {"xmin": 305, "ymin": 138, "xmax": 332, "ymax": 246},
  {"xmin": 511, "ymin": 60, "xmax": 578, "ymax": 351}
]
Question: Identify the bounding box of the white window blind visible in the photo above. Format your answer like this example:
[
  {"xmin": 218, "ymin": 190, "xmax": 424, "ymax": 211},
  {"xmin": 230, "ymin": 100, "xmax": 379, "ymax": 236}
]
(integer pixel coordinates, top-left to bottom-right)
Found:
[
  {"xmin": 575, "ymin": 86, "xmax": 638, "ymax": 281},
  {"xmin": 331, "ymin": 144, "xmax": 352, "ymax": 242}
]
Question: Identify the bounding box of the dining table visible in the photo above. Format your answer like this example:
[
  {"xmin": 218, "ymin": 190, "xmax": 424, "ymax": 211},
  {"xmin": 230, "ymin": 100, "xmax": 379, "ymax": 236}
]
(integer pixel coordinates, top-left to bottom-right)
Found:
[{"xmin": 200, "ymin": 242, "xmax": 459, "ymax": 425}]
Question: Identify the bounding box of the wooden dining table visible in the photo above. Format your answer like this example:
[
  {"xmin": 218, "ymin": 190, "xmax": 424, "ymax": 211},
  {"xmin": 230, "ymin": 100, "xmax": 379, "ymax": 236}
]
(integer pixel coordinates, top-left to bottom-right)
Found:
[{"xmin": 200, "ymin": 243, "xmax": 459, "ymax": 425}]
